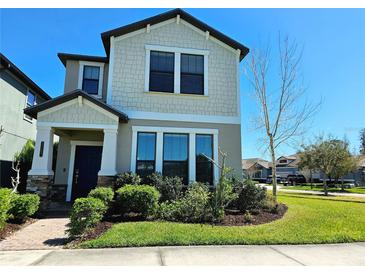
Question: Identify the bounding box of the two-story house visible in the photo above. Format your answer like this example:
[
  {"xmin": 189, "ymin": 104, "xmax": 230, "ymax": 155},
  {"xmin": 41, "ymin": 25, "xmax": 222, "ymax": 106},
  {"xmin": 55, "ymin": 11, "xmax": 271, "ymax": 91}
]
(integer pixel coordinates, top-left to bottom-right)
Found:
[
  {"xmin": 0, "ymin": 53, "xmax": 51, "ymax": 189},
  {"xmin": 24, "ymin": 9, "xmax": 249, "ymax": 205}
]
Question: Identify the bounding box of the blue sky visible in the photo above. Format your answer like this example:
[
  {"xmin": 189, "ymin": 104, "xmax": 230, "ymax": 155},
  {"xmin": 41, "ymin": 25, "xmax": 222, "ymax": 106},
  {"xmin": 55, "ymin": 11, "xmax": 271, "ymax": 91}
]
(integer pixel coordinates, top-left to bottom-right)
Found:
[{"xmin": 1, "ymin": 9, "xmax": 364, "ymax": 159}]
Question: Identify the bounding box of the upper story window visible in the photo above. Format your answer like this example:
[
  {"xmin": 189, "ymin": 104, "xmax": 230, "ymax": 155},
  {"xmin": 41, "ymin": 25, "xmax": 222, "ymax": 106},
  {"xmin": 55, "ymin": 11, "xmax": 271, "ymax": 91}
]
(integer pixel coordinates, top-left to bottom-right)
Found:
[
  {"xmin": 149, "ymin": 51, "xmax": 174, "ymax": 93},
  {"xmin": 26, "ymin": 90, "xmax": 36, "ymax": 107},
  {"xmin": 78, "ymin": 61, "xmax": 104, "ymax": 98},
  {"xmin": 82, "ymin": 66, "xmax": 100, "ymax": 95},
  {"xmin": 181, "ymin": 54, "xmax": 204, "ymax": 95},
  {"xmin": 145, "ymin": 45, "xmax": 209, "ymax": 96},
  {"xmin": 24, "ymin": 90, "xmax": 36, "ymax": 122}
]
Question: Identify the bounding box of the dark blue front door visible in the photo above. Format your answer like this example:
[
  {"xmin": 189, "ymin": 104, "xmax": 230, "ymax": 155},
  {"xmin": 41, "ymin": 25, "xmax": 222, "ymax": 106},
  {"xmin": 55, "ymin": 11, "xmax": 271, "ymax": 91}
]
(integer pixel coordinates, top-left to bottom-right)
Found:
[{"xmin": 71, "ymin": 145, "xmax": 102, "ymax": 201}]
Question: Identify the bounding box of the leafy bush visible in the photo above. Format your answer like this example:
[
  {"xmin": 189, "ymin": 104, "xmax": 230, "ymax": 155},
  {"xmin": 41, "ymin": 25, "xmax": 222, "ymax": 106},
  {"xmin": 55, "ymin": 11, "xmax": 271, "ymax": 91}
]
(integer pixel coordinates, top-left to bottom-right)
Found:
[
  {"xmin": 88, "ymin": 187, "xmax": 114, "ymax": 207},
  {"xmin": 211, "ymin": 177, "xmax": 238, "ymax": 222},
  {"xmin": 0, "ymin": 188, "xmax": 12, "ymax": 229},
  {"xmin": 235, "ymin": 180, "xmax": 267, "ymax": 212},
  {"xmin": 243, "ymin": 210, "xmax": 253, "ymax": 223},
  {"xmin": 68, "ymin": 197, "xmax": 107, "ymax": 237},
  {"xmin": 261, "ymin": 194, "xmax": 281, "ymax": 214},
  {"xmin": 8, "ymin": 193, "xmax": 40, "ymax": 222},
  {"xmin": 145, "ymin": 173, "xmax": 183, "ymax": 202},
  {"xmin": 116, "ymin": 184, "xmax": 159, "ymax": 218},
  {"xmin": 157, "ymin": 183, "xmax": 212, "ymax": 223},
  {"xmin": 115, "ymin": 172, "xmax": 142, "ymax": 189}
]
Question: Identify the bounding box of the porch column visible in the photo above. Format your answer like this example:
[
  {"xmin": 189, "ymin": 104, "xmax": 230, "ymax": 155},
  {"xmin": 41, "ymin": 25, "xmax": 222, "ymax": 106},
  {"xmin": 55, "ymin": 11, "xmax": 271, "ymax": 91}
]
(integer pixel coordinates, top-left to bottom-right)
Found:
[
  {"xmin": 27, "ymin": 125, "xmax": 54, "ymax": 212},
  {"xmin": 98, "ymin": 128, "xmax": 118, "ymax": 177},
  {"xmin": 28, "ymin": 126, "xmax": 54, "ymax": 176}
]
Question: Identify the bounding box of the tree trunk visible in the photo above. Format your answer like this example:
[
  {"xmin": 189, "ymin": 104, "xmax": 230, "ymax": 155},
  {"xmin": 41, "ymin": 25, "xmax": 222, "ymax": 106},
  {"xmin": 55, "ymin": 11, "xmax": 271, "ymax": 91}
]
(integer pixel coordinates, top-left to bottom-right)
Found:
[
  {"xmin": 324, "ymin": 175, "xmax": 328, "ymax": 196},
  {"xmin": 341, "ymin": 178, "xmax": 345, "ymax": 191},
  {"xmin": 269, "ymin": 136, "xmax": 277, "ymax": 200},
  {"xmin": 310, "ymin": 169, "xmax": 313, "ymax": 189}
]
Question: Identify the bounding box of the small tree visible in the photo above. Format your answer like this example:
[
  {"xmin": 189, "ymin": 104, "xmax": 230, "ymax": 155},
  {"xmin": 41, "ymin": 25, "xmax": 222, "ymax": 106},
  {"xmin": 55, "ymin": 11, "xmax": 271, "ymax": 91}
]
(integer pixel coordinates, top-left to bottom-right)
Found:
[
  {"xmin": 245, "ymin": 35, "xmax": 319, "ymax": 200},
  {"xmin": 304, "ymin": 137, "xmax": 356, "ymax": 195},
  {"xmin": 298, "ymin": 145, "xmax": 317, "ymax": 189},
  {"xmin": 360, "ymin": 129, "xmax": 365, "ymax": 155}
]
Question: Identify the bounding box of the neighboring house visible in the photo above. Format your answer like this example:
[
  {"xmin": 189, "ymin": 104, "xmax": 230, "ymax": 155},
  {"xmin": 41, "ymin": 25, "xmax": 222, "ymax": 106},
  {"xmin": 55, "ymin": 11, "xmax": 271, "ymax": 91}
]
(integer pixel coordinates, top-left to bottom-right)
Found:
[
  {"xmin": 276, "ymin": 154, "xmax": 365, "ymax": 185},
  {"xmin": 275, "ymin": 155, "xmax": 301, "ymax": 178},
  {"xmin": 0, "ymin": 53, "xmax": 51, "ymax": 188},
  {"xmin": 24, "ymin": 9, "xmax": 249, "ymax": 205},
  {"xmin": 242, "ymin": 158, "xmax": 272, "ymax": 182}
]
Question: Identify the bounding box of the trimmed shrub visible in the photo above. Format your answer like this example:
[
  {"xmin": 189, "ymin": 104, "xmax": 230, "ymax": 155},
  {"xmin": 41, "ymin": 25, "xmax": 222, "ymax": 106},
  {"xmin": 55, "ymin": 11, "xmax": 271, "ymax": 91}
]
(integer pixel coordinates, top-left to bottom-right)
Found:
[
  {"xmin": 115, "ymin": 172, "xmax": 142, "ymax": 189},
  {"xmin": 261, "ymin": 194, "xmax": 281, "ymax": 214},
  {"xmin": 145, "ymin": 173, "xmax": 183, "ymax": 202},
  {"xmin": 235, "ymin": 180, "xmax": 267, "ymax": 212},
  {"xmin": 116, "ymin": 184, "xmax": 159, "ymax": 218},
  {"xmin": 157, "ymin": 183, "xmax": 212, "ymax": 223},
  {"xmin": 68, "ymin": 197, "xmax": 107, "ymax": 237},
  {"xmin": 88, "ymin": 187, "xmax": 114, "ymax": 207},
  {"xmin": 0, "ymin": 188, "xmax": 12, "ymax": 229},
  {"xmin": 8, "ymin": 193, "xmax": 40, "ymax": 222}
]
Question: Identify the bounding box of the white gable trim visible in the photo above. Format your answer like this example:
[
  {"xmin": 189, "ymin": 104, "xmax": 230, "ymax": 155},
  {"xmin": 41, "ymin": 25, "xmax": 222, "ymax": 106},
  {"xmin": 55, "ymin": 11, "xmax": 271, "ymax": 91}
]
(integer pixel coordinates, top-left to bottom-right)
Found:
[
  {"xmin": 37, "ymin": 97, "xmax": 119, "ymax": 122},
  {"xmin": 113, "ymin": 16, "xmax": 238, "ymax": 54}
]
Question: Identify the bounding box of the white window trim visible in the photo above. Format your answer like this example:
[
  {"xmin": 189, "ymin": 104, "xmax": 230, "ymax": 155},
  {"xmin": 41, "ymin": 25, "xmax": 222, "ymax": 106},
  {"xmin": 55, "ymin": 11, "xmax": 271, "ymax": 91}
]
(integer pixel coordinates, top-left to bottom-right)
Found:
[
  {"xmin": 66, "ymin": 140, "xmax": 103, "ymax": 202},
  {"xmin": 78, "ymin": 61, "xmax": 105, "ymax": 99},
  {"xmin": 131, "ymin": 126, "xmax": 219, "ymax": 185},
  {"xmin": 144, "ymin": 44, "xmax": 209, "ymax": 96}
]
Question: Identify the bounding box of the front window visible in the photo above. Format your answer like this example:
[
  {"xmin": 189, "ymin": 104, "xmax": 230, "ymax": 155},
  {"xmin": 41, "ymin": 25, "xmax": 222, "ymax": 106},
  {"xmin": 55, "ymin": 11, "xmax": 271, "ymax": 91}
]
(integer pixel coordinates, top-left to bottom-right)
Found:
[
  {"xmin": 180, "ymin": 54, "xmax": 204, "ymax": 95},
  {"xmin": 196, "ymin": 134, "xmax": 213, "ymax": 185},
  {"xmin": 149, "ymin": 51, "xmax": 174, "ymax": 93},
  {"xmin": 82, "ymin": 65, "xmax": 100, "ymax": 95},
  {"xmin": 163, "ymin": 133, "xmax": 189, "ymax": 184},
  {"xmin": 136, "ymin": 132, "xmax": 156, "ymax": 177}
]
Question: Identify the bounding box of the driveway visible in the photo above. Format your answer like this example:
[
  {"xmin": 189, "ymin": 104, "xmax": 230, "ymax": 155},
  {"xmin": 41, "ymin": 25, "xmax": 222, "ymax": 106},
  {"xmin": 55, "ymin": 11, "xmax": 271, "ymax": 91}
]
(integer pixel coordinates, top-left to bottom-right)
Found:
[{"xmin": 0, "ymin": 243, "xmax": 365, "ymax": 266}]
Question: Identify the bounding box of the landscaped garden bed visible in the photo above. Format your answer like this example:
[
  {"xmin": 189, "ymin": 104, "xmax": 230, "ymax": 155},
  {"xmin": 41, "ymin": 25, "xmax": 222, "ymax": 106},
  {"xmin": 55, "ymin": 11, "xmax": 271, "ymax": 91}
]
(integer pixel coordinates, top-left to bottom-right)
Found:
[
  {"xmin": 76, "ymin": 192, "xmax": 365, "ymax": 248},
  {"xmin": 0, "ymin": 188, "xmax": 40, "ymax": 241}
]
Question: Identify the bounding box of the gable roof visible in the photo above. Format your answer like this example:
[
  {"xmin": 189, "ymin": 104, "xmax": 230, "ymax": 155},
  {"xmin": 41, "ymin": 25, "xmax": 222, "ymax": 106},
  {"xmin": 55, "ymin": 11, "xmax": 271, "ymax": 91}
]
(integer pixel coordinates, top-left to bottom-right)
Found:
[
  {"xmin": 58, "ymin": 53, "xmax": 108, "ymax": 67},
  {"xmin": 24, "ymin": 89, "xmax": 128, "ymax": 123},
  {"xmin": 242, "ymin": 158, "xmax": 272, "ymax": 170},
  {"xmin": 0, "ymin": 53, "xmax": 51, "ymax": 101},
  {"xmin": 101, "ymin": 8, "xmax": 249, "ymax": 61}
]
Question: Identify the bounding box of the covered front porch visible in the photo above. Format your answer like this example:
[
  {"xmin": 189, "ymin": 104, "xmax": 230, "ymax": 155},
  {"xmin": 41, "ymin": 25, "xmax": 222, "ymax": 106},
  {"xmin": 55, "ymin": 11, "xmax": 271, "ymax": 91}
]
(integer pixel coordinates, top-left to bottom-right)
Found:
[{"xmin": 24, "ymin": 90, "xmax": 128, "ymax": 209}]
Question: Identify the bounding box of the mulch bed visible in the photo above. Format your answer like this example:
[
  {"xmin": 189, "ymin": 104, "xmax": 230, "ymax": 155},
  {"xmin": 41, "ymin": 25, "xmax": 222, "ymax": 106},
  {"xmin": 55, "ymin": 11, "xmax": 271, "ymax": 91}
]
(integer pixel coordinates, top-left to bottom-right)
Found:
[
  {"xmin": 0, "ymin": 218, "xmax": 37, "ymax": 241},
  {"xmin": 220, "ymin": 204, "xmax": 288, "ymax": 226}
]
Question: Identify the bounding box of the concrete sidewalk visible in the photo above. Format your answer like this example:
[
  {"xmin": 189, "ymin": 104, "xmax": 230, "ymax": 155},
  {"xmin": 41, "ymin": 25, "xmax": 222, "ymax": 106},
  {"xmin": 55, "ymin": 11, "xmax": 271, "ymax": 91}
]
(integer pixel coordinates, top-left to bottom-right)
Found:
[
  {"xmin": 1, "ymin": 243, "xmax": 365, "ymax": 266},
  {"xmin": 263, "ymin": 184, "xmax": 365, "ymax": 198}
]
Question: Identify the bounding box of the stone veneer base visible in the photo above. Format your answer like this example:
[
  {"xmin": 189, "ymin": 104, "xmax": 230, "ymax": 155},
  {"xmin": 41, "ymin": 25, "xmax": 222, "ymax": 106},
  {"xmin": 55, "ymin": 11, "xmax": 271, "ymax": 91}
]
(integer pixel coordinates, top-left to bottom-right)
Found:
[{"xmin": 27, "ymin": 175, "xmax": 54, "ymax": 212}]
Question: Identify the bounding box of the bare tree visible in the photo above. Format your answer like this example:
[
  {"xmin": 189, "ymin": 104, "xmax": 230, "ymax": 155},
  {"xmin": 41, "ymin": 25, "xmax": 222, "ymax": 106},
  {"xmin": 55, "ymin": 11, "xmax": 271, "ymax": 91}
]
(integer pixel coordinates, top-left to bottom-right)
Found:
[
  {"xmin": 360, "ymin": 128, "xmax": 365, "ymax": 155},
  {"xmin": 11, "ymin": 159, "xmax": 21, "ymax": 193},
  {"xmin": 245, "ymin": 35, "xmax": 319, "ymax": 200}
]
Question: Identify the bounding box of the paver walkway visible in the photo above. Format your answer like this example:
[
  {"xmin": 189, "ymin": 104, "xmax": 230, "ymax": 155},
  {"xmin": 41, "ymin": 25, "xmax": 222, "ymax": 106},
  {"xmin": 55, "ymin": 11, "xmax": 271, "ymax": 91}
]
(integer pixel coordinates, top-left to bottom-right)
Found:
[{"xmin": 0, "ymin": 218, "xmax": 69, "ymax": 251}]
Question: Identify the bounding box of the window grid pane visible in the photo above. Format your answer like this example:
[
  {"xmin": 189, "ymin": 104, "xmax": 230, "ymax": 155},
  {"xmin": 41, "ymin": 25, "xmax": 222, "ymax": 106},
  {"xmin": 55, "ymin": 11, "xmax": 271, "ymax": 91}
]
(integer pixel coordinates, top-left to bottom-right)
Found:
[
  {"xmin": 163, "ymin": 133, "xmax": 189, "ymax": 184},
  {"xmin": 136, "ymin": 132, "xmax": 156, "ymax": 177},
  {"xmin": 149, "ymin": 51, "xmax": 174, "ymax": 92},
  {"xmin": 180, "ymin": 53, "xmax": 204, "ymax": 95},
  {"xmin": 196, "ymin": 134, "xmax": 213, "ymax": 185},
  {"xmin": 82, "ymin": 66, "xmax": 100, "ymax": 94}
]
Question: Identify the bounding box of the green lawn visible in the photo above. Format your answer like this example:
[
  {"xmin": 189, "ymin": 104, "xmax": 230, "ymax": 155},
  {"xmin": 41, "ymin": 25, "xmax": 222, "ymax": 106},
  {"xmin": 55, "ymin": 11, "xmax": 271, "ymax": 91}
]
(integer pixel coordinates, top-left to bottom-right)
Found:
[
  {"xmin": 79, "ymin": 193, "xmax": 365, "ymax": 248},
  {"xmin": 282, "ymin": 185, "xmax": 365, "ymax": 194}
]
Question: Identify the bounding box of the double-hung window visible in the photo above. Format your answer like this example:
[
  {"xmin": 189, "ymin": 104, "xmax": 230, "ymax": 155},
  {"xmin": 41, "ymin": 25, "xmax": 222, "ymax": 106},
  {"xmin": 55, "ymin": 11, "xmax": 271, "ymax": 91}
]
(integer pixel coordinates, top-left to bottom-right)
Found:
[
  {"xmin": 146, "ymin": 45, "xmax": 208, "ymax": 95},
  {"xmin": 136, "ymin": 132, "xmax": 156, "ymax": 177},
  {"xmin": 180, "ymin": 54, "xmax": 204, "ymax": 95},
  {"xmin": 24, "ymin": 90, "xmax": 36, "ymax": 121},
  {"xmin": 163, "ymin": 133, "xmax": 189, "ymax": 184},
  {"xmin": 149, "ymin": 51, "xmax": 175, "ymax": 92},
  {"xmin": 82, "ymin": 65, "xmax": 100, "ymax": 95},
  {"xmin": 196, "ymin": 134, "xmax": 213, "ymax": 185}
]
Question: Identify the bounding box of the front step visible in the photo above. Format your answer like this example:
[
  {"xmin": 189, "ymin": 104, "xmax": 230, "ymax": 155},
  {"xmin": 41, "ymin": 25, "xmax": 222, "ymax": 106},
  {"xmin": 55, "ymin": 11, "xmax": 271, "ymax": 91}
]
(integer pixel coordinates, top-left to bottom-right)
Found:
[{"xmin": 43, "ymin": 202, "xmax": 72, "ymax": 218}]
